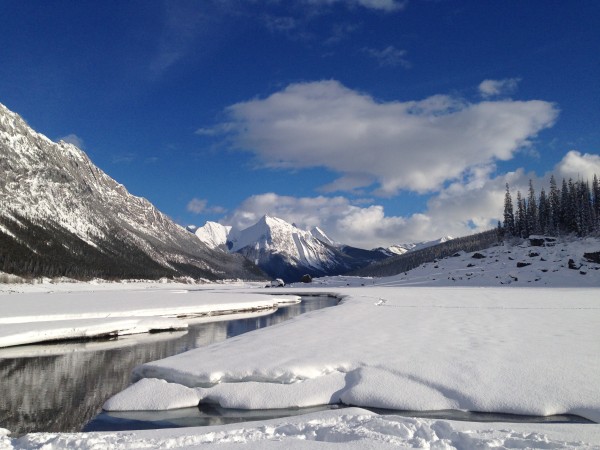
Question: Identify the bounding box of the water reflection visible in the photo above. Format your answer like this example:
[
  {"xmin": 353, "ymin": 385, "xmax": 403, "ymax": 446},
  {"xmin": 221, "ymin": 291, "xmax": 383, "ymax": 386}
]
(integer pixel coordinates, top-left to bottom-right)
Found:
[
  {"xmin": 86, "ymin": 404, "xmax": 345, "ymax": 431},
  {"xmin": 0, "ymin": 295, "xmax": 338, "ymax": 436}
]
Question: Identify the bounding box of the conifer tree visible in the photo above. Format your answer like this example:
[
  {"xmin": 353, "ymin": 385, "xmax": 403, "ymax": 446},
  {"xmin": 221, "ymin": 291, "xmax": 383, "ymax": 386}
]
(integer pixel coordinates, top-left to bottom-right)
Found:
[
  {"xmin": 526, "ymin": 180, "xmax": 538, "ymax": 234},
  {"xmin": 549, "ymin": 175, "xmax": 560, "ymax": 233},
  {"xmin": 515, "ymin": 191, "xmax": 526, "ymax": 237},
  {"xmin": 538, "ymin": 188, "xmax": 549, "ymax": 234},
  {"xmin": 593, "ymin": 174, "xmax": 600, "ymax": 229},
  {"xmin": 503, "ymin": 183, "xmax": 515, "ymax": 236},
  {"xmin": 501, "ymin": 174, "xmax": 599, "ymax": 239}
]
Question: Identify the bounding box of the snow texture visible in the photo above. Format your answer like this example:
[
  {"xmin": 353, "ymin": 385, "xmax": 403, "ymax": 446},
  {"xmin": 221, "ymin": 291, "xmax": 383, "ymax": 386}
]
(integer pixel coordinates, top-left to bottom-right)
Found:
[
  {"xmin": 129, "ymin": 285, "xmax": 600, "ymax": 423},
  {"xmin": 4, "ymin": 408, "xmax": 599, "ymax": 449},
  {"xmin": 102, "ymin": 378, "xmax": 201, "ymax": 411}
]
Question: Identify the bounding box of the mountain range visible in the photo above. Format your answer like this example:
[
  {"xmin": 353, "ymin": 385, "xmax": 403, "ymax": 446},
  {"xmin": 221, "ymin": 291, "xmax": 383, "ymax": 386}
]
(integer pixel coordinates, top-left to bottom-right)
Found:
[
  {"xmin": 194, "ymin": 216, "xmax": 392, "ymax": 282},
  {"xmin": 0, "ymin": 102, "xmax": 264, "ymax": 281},
  {"xmin": 0, "ymin": 101, "xmax": 457, "ymax": 283}
]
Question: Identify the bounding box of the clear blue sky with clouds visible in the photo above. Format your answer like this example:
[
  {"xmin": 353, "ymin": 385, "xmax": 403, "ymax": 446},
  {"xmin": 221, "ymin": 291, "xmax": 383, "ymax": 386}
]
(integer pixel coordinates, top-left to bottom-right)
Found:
[{"xmin": 1, "ymin": 0, "xmax": 599, "ymax": 248}]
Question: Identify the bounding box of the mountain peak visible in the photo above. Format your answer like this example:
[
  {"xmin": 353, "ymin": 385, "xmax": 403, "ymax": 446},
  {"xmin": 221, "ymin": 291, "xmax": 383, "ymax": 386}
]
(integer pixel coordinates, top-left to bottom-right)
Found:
[
  {"xmin": 0, "ymin": 102, "xmax": 263, "ymax": 281},
  {"xmin": 195, "ymin": 222, "xmax": 232, "ymax": 250}
]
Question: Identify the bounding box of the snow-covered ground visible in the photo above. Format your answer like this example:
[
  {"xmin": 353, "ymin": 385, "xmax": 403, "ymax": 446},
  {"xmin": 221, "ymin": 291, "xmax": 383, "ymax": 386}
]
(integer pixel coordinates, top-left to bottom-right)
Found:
[
  {"xmin": 355, "ymin": 236, "xmax": 600, "ymax": 288},
  {"xmin": 0, "ymin": 280, "xmax": 296, "ymax": 347},
  {"xmin": 1, "ymin": 237, "xmax": 600, "ymax": 448},
  {"xmin": 4, "ymin": 407, "xmax": 600, "ymax": 449}
]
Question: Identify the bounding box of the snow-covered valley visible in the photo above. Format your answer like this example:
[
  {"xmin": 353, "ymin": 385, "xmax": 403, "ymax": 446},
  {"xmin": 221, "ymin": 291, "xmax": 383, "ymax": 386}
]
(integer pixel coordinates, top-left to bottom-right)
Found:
[{"xmin": 1, "ymin": 236, "xmax": 599, "ymax": 448}]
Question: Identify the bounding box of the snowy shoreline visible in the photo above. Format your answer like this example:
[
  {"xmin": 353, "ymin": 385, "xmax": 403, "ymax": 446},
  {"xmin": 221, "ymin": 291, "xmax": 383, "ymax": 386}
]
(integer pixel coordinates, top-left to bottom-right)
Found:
[{"xmin": 0, "ymin": 282, "xmax": 299, "ymax": 348}]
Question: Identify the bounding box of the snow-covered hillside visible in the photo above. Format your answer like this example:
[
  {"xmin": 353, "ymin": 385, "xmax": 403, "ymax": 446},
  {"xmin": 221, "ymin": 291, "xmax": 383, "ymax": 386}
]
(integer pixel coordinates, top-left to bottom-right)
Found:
[
  {"xmin": 368, "ymin": 235, "xmax": 600, "ymax": 288},
  {"xmin": 0, "ymin": 102, "xmax": 263, "ymax": 280}
]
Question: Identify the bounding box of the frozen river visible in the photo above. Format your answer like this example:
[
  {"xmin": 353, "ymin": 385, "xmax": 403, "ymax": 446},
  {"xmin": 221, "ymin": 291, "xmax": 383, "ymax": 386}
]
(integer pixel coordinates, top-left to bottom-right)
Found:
[{"xmin": 0, "ymin": 295, "xmax": 338, "ymax": 436}]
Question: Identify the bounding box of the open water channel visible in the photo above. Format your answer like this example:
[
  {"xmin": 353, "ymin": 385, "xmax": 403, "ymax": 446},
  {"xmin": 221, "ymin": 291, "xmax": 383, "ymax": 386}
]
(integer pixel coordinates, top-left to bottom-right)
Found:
[{"xmin": 0, "ymin": 294, "xmax": 339, "ymax": 436}]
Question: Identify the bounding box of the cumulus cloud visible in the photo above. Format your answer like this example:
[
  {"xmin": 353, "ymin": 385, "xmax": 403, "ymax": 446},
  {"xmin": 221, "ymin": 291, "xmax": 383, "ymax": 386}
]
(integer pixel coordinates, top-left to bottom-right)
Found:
[
  {"xmin": 58, "ymin": 134, "xmax": 85, "ymax": 149},
  {"xmin": 187, "ymin": 198, "xmax": 227, "ymax": 215},
  {"xmin": 216, "ymin": 80, "xmax": 558, "ymax": 195},
  {"xmin": 364, "ymin": 46, "xmax": 411, "ymax": 68},
  {"xmin": 478, "ymin": 78, "xmax": 521, "ymax": 98},
  {"xmin": 555, "ymin": 150, "xmax": 600, "ymax": 181},
  {"xmin": 220, "ymin": 147, "xmax": 600, "ymax": 248},
  {"xmin": 221, "ymin": 184, "xmax": 511, "ymax": 249}
]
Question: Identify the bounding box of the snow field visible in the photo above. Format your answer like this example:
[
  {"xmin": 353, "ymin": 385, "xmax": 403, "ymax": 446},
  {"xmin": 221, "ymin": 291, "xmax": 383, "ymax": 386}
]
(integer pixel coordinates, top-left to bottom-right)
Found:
[{"xmin": 119, "ymin": 286, "xmax": 600, "ymax": 427}]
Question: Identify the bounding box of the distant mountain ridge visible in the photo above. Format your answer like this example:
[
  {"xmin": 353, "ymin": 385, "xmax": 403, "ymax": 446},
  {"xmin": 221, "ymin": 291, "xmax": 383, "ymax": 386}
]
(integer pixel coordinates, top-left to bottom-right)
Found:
[
  {"xmin": 353, "ymin": 230, "xmax": 499, "ymax": 278},
  {"xmin": 378, "ymin": 236, "xmax": 454, "ymax": 256},
  {"xmin": 0, "ymin": 102, "xmax": 264, "ymax": 280},
  {"xmin": 194, "ymin": 216, "xmax": 388, "ymax": 282}
]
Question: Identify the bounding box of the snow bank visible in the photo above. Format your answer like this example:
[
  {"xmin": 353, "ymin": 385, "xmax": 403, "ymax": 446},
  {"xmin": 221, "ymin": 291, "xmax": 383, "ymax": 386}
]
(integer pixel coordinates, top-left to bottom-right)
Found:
[
  {"xmin": 0, "ymin": 285, "xmax": 296, "ymax": 347},
  {"xmin": 103, "ymin": 378, "xmax": 201, "ymax": 411},
  {"xmin": 128, "ymin": 286, "xmax": 600, "ymax": 423},
  {"xmin": 0, "ymin": 317, "xmax": 185, "ymax": 348},
  {"xmin": 5, "ymin": 408, "xmax": 600, "ymax": 449}
]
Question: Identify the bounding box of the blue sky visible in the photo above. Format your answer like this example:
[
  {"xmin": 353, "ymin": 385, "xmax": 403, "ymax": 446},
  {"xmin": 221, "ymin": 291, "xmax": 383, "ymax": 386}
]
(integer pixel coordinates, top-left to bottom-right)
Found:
[{"xmin": 1, "ymin": 0, "xmax": 599, "ymax": 248}]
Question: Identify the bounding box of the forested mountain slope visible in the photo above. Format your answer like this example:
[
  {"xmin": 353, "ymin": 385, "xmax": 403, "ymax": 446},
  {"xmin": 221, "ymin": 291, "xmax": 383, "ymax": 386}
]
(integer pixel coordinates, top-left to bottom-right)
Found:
[{"xmin": 353, "ymin": 229, "xmax": 499, "ymax": 277}]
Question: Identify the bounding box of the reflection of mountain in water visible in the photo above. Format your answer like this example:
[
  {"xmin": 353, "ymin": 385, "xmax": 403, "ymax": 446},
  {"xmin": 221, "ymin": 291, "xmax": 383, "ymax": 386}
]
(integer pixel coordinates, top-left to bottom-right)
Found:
[
  {"xmin": 0, "ymin": 296, "xmax": 338, "ymax": 436},
  {"xmin": 0, "ymin": 327, "xmax": 215, "ymax": 435}
]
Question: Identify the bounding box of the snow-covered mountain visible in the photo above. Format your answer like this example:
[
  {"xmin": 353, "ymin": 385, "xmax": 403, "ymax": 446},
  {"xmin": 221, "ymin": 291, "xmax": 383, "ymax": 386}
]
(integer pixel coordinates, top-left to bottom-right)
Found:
[
  {"xmin": 193, "ymin": 216, "xmax": 387, "ymax": 282},
  {"xmin": 194, "ymin": 221, "xmax": 232, "ymax": 251},
  {"xmin": 378, "ymin": 236, "xmax": 454, "ymax": 256},
  {"xmin": 0, "ymin": 102, "xmax": 264, "ymax": 281}
]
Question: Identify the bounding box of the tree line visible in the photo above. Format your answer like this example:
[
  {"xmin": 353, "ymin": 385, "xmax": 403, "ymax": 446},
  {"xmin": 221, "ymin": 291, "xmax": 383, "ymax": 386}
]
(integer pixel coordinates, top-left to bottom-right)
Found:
[{"xmin": 501, "ymin": 174, "xmax": 600, "ymax": 238}]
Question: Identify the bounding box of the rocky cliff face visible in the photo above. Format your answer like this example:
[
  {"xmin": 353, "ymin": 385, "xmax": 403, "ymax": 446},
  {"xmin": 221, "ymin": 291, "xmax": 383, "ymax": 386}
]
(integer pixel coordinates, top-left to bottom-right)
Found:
[{"xmin": 0, "ymin": 102, "xmax": 264, "ymax": 280}]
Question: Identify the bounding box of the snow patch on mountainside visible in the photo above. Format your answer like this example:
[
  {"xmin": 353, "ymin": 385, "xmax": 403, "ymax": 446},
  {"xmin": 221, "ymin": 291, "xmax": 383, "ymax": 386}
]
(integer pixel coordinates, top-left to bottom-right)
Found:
[{"xmin": 310, "ymin": 226, "xmax": 337, "ymax": 246}]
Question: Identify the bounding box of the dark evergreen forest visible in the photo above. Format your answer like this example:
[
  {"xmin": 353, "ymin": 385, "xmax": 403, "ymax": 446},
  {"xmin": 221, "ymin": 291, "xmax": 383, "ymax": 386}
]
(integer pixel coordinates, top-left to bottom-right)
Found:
[
  {"xmin": 501, "ymin": 175, "xmax": 600, "ymax": 238},
  {"xmin": 0, "ymin": 212, "xmax": 219, "ymax": 281}
]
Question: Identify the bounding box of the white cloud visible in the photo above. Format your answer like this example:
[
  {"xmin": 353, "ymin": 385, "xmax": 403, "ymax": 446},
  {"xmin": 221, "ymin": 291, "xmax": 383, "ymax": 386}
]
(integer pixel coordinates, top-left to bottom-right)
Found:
[
  {"xmin": 217, "ymin": 148, "xmax": 600, "ymax": 248},
  {"xmin": 187, "ymin": 198, "xmax": 208, "ymax": 214},
  {"xmin": 555, "ymin": 150, "xmax": 600, "ymax": 181},
  {"xmin": 221, "ymin": 186, "xmax": 506, "ymax": 249},
  {"xmin": 187, "ymin": 198, "xmax": 227, "ymax": 215},
  {"xmin": 478, "ymin": 78, "xmax": 521, "ymax": 98},
  {"xmin": 218, "ymin": 80, "xmax": 558, "ymax": 195},
  {"xmin": 58, "ymin": 134, "xmax": 85, "ymax": 149},
  {"xmin": 364, "ymin": 46, "xmax": 411, "ymax": 68}
]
